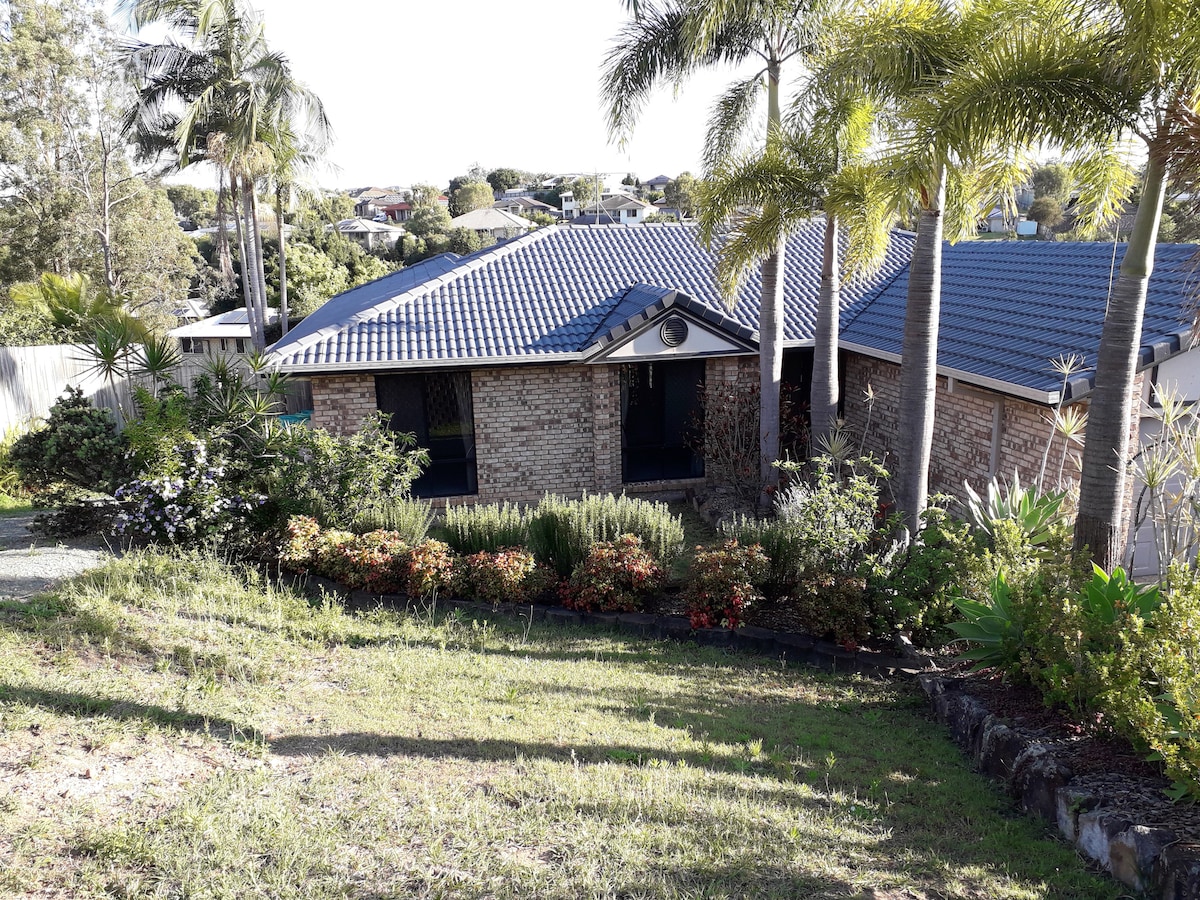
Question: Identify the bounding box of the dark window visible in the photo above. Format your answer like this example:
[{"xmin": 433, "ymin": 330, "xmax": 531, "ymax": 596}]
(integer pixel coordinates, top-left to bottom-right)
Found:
[
  {"xmin": 236, "ymin": 338, "xmax": 246, "ymax": 353},
  {"xmin": 621, "ymin": 360, "xmax": 705, "ymax": 482},
  {"xmin": 376, "ymin": 371, "xmax": 477, "ymax": 497}
]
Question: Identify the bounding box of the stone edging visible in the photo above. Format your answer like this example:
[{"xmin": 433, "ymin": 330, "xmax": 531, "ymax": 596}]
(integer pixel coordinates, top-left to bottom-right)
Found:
[
  {"xmin": 294, "ymin": 573, "xmax": 931, "ymax": 678},
  {"xmin": 919, "ymin": 673, "xmax": 1200, "ymax": 897}
]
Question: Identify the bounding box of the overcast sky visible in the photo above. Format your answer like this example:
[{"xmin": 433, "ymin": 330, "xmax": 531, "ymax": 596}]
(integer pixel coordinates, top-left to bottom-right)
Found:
[{"xmin": 122, "ymin": 0, "xmax": 756, "ymax": 192}]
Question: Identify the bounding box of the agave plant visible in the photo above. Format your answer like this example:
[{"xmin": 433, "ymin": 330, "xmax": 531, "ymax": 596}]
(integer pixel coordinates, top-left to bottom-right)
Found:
[
  {"xmin": 1077, "ymin": 563, "xmax": 1161, "ymax": 626},
  {"xmin": 963, "ymin": 471, "xmax": 1069, "ymax": 549}
]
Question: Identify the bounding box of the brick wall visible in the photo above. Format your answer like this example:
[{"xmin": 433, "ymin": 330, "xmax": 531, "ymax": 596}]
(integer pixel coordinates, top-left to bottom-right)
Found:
[
  {"xmin": 841, "ymin": 353, "xmax": 1142, "ymax": 502},
  {"xmin": 472, "ymin": 365, "xmax": 596, "ymax": 504},
  {"xmin": 310, "ymin": 374, "xmax": 376, "ymax": 433},
  {"xmin": 308, "ymin": 357, "xmax": 758, "ymax": 506}
]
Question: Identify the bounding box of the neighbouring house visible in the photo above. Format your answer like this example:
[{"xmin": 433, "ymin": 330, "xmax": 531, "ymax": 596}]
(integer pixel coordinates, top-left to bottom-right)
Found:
[
  {"xmin": 267, "ymin": 222, "xmax": 1200, "ymax": 513},
  {"xmin": 331, "ymin": 218, "xmax": 406, "ymax": 251},
  {"xmin": 171, "ymin": 299, "xmax": 210, "ymax": 324},
  {"xmin": 383, "ymin": 201, "xmax": 412, "ymax": 223},
  {"xmin": 581, "ymin": 194, "xmax": 656, "ymax": 225},
  {"xmin": 642, "ymin": 174, "xmax": 672, "ymax": 196},
  {"xmin": 493, "ymin": 196, "xmax": 557, "ymax": 219},
  {"xmin": 448, "ymin": 207, "xmax": 536, "ymax": 241},
  {"xmin": 170, "ymin": 308, "xmax": 279, "ymax": 356}
]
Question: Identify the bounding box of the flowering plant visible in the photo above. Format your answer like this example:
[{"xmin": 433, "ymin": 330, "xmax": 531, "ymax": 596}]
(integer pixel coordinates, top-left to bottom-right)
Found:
[
  {"xmin": 683, "ymin": 540, "xmax": 769, "ymax": 629},
  {"xmin": 562, "ymin": 535, "xmax": 664, "ymax": 613},
  {"xmin": 455, "ymin": 548, "xmax": 550, "ymax": 605},
  {"xmin": 112, "ymin": 440, "xmax": 259, "ymax": 545}
]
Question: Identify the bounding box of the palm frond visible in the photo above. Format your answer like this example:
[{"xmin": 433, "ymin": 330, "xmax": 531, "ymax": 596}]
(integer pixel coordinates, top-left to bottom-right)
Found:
[{"xmin": 703, "ymin": 75, "xmax": 765, "ymax": 172}]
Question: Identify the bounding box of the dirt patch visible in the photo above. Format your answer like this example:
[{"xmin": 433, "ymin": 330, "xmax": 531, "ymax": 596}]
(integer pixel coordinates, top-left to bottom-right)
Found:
[{"xmin": 0, "ymin": 514, "xmax": 112, "ymax": 600}]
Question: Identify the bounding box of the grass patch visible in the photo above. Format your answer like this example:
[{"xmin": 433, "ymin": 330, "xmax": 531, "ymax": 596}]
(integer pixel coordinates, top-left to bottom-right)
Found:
[
  {"xmin": 0, "ymin": 548, "xmax": 1119, "ymax": 899},
  {"xmin": 0, "ymin": 493, "xmax": 32, "ymax": 516}
]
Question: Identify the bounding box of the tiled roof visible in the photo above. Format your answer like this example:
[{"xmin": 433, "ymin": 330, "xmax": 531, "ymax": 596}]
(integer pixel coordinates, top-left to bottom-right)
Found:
[
  {"xmin": 840, "ymin": 241, "xmax": 1200, "ymax": 401},
  {"xmin": 269, "ymin": 222, "xmax": 914, "ymax": 370}
]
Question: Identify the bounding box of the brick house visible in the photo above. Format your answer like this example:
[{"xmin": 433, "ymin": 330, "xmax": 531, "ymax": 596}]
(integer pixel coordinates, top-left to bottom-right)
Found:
[{"xmin": 266, "ymin": 223, "xmax": 1199, "ymax": 506}]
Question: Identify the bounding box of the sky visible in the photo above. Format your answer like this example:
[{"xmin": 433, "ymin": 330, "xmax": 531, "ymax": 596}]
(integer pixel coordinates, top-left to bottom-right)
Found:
[{"xmin": 119, "ymin": 0, "xmax": 756, "ymax": 193}]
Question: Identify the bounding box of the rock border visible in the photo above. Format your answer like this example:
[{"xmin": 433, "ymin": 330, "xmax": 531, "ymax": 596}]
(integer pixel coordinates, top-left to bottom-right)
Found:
[{"xmin": 920, "ymin": 674, "xmax": 1200, "ymax": 897}]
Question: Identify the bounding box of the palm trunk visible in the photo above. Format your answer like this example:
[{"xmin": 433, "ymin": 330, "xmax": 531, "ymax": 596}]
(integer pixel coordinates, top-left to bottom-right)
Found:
[
  {"xmin": 759, "ymin": 239, "xmax": 786, "ymax": 508},
  {"xmin": 1073, "ymin": 153, "xmax": 1167, "ymax": 569},
  {"xmin": 248, "ymin": 187, "xmax": 269, "ymax": 350},
  {"xmin": 238, "ymin": 176, "xmax": 267, "ymax": 350},
  {"xmin": 756, "ymin": 55, "xmax": 785, "ymax": 511},
  {"xmin": 895, "ymin": 164, "xmax": 947, "ymax": 535},
  {"xmin": 810, "ymin": 213, "xmax": 840, "ymax": 445},
  {"xmin": 277, "ymin": 185, "xmax": 289, "ymax": 336},
  {"xmin": 215, "ymin": 182, "xmax": 235, "ymax": 291},
  {"xmin": 231, "ymin": 172, "xmax": 259, "ymax": 348}
]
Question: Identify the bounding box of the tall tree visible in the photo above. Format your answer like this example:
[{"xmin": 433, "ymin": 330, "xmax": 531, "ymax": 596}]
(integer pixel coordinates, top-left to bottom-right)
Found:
[
  {"xmin": 121, "ymin": 0, "xmax": 330, "ymax": 349},
  {"xmin": 603, "ymin": 0, "xmax": 823, "ymax": 503}
]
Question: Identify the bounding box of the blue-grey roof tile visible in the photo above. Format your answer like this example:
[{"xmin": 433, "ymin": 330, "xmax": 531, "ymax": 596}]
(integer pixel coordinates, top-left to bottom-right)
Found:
[
  {"xmin": 840, "ymin": 241, "xmax": 1200, "ymax": 398},
  {"xmin": 270, "ymin": 222, "xmax": 915, "ymax": 369}
]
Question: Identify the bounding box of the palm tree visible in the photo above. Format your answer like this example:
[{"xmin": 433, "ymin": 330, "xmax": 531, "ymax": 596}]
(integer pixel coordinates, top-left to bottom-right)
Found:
[
  {"xmin": 603, "ymin": 0, "xmax": 824, "ymax": 505},
  {"xmin": 698, "ymin": 99, "xmax": 895, "ymax": 446},
  {"xmin": 815, "ymin": 0, "xmax": 1134, "ymax": 535},
  {"xmin": 859, "ymin": 0, "xmax": 1200, "ymax": 563},
  {"xmin": 120, "ymin": 0, "xmax": 330, "ymax": 350}
]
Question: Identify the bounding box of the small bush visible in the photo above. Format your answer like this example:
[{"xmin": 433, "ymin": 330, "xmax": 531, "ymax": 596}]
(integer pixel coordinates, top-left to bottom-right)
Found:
[
  {"xmin": 455, "ymin": 549, "xmax": 550, "ymax": 605},
  {"xmin": 10, "ymin": 387, "xmax": 128, "ymax": 495},
  {"xmin": 788, "ymin": 572, "xmax": 872, "ymax": 645},
  {"xmin": 562, "ymin": 535, "xmax": 664, "ymax": 613},
  {"xmin": 280, "ymin": 515, "xmax": 322, "ymax": 571},
  {"xmin": 406, "ymin": 539, "xmax": 454, "ymax": 598},
  {"xmin": 683, "ymin": 540, "xmax": 769, "ymax": 630},
  {"xmin": 528, "ymin": 493, "xmax": 684, "ymax": 577},
  {"xmin": 441, "ymin": 501, "xmax": 530, "ymax": 553}
]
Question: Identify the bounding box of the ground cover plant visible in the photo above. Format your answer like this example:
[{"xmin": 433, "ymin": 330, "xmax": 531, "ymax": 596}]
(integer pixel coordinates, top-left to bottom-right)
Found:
[{"xmin": 0, "ymin": 549, "xmax": 1122, "ymax": 899}]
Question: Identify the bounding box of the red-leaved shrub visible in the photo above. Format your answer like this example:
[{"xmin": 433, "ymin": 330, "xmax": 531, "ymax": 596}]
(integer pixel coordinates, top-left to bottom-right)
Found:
[
  {"xmin": 684, "ymin": 540, "xmax": 769, "ymax": 629},
  {"xmin": 562, "ymin": 534, "xmax": 664, "ymax": 613}
]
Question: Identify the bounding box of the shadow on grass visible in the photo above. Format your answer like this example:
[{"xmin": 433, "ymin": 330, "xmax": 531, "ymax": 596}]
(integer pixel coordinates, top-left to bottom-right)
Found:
[{"xmin": 0, "ymin": 683, "xmax": 265, "ymax": 744}]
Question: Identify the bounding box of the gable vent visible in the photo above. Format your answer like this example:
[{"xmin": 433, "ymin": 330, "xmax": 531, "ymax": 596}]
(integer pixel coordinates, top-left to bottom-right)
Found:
[{"xmin": 660, "ymin": 316, "xmax": 689, "ymax": 347}]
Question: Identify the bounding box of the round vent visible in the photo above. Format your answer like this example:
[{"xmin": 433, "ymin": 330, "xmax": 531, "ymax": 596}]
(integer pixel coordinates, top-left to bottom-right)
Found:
[{"xmin": 660, "ymin": 316, "xmax": 689, "ymax": 347}]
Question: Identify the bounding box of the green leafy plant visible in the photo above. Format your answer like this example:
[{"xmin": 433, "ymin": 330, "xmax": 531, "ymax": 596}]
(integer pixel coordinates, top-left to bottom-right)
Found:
[
  {"xmin": 9, "ymin": 387, "xmax": 129, "ymax": 495},
  {"xmin": 948, "ymin": 572, "xmax": 1023, "ymax": 672},
  {"xmin": 351, "ymin": 497, "xmax": 433, "ymax": 544}
]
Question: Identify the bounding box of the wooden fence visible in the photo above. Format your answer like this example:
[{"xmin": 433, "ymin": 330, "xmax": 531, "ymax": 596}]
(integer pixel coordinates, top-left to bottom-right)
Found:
[{"xmin": 0, "ymin": 345, "xmax": 310, "ymax": 434}]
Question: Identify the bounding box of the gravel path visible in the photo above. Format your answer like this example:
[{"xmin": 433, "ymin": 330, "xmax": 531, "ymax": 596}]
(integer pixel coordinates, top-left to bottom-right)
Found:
[{"xmin": 0, "ymin": 513, "xmax": 112, "ymax": 601}]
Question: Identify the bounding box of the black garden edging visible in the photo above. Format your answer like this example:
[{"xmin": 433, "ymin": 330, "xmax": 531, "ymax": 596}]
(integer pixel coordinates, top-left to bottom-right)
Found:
[{"xmin": 920, "ymin": 674, "xmax": 1200, "ymax": 898}]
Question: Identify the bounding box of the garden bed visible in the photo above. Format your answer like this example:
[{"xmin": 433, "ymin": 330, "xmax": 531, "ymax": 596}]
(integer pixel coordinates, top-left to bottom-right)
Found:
[{"xmin": 922, "ymin": 672, "xmax": 1200, "ymax": 896}]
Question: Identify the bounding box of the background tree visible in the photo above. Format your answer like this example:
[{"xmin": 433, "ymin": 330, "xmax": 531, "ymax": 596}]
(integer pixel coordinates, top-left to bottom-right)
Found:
[
  {"xmin": 450, "ymin": 180, "xmax": 494, "ymax": 217},
  {"xmin": 664, "ymin": 172, "xmax": 699, "ymax": 218},
  {"xmin": 486, "ymin": 167, "xmax": 525, "ymax": 194},
  {"xmin": 568, "ymin": 177, "xmax": 600, "ymax": 212},
  {"xmin": 1027, "ymin": 195, "xmax": 1064, "ymax": 237},
  {"xmin": 1030, "ymin": 162, "xmax": 1072, "ymax": 202},
  {"xmin": 167, "ymin": 184, "xmax": 218, "ymax": 225}
]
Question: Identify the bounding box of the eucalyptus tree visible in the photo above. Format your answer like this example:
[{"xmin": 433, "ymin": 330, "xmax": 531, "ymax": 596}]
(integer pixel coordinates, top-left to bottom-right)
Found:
[
  {"xmin": 815, "ymin": 0, "xmax": 1133, "ymax": 535},
  {"xmin": 603, "ymin": 0, "xmax": 826, "ymax": 502}
]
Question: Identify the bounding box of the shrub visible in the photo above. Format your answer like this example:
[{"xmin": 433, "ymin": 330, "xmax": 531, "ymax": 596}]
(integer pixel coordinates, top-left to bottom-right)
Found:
[
  {"xmin": 683, "ymin": 540, "xmax": 769, "ymax": 630},
  {"xmin": 280, "ymin": 515, "xmax": 322, "ymax": 570},
  {"xmin": 123, "ymin": 386, "xmax": 196, "ymax": 478},
  {"xmin": 265, "ymin": 413, "xmax": 428, "ymax": 529},
  {"xmin": 10, "ymin": 387, "xmax": 128, "ymax": 494},
  {"xmin": 527, "ymin": 493, "xmax": 684, "ymax": 577},
  {"xmin": 350, "ymin": 496, "xmax": 433, "ymax": 544},
  {"xmin": 112, "ymin": 440, "xmax": 259, "ymax": 545},
  {"xmin": 336, "ymin": 530, "xmax": 412, "ymax": 594},
  {"xmin": 441, "ymin": 501, "xmax": 530, "ymax": 553},
  {"xmin": 788, "ymin": 572, "xmax": 873, "ymax": 645},
  {"xmin": 455, "ymin": 549, "xmax": 550, "ymax": 605},
  {"xmin": 406, "ymin": 539, "xmax": 454, "ymax": 598},
  {"xmin": 963, "ymin": 470, "xmax": 1069, "ymax": 553},
  {"xmin": 562, "ymin": 535, "xmax": 664, "ymax": 613}
]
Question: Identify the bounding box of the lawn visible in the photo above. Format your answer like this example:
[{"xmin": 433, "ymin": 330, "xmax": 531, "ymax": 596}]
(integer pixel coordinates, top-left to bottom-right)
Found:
[{"xmin": 0, "ymin": 549, "xmax": 1119, "ymax": 899}]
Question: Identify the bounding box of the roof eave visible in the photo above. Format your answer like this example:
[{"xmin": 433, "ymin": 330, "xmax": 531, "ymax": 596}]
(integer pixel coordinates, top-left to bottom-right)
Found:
[{"xmin": 272, "ymin": 350, "xmax": 588, "ymax": 374}]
